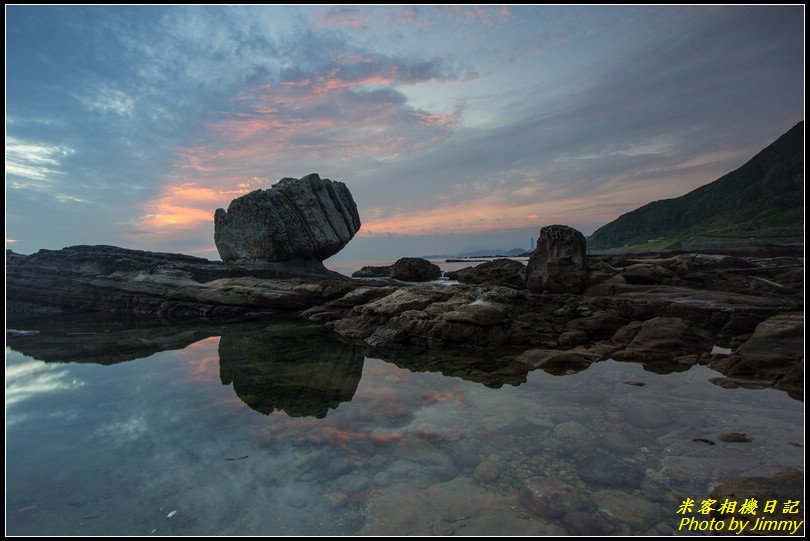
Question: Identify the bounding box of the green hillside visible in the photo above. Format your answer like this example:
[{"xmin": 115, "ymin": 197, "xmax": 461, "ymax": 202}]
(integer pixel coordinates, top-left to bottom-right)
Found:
[{"xmin": 588, "ymin": 122, "xmax": 804, "ymax": 250}]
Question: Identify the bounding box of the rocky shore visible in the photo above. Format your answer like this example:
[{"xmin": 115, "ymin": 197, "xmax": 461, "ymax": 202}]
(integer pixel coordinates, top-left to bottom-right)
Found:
[{"xmin": 6, "ymin": 175, "xmax": 804, "ymax": 401}]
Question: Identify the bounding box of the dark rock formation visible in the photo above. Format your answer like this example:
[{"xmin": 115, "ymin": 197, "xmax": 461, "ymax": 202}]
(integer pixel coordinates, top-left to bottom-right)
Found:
[
  {"xmin": 446, "ymin": 258, "xmax": 525, "ymax": 288},
  {"xmin": 525, "ymin": 225, "xmax": 588, "ymax": 293},
  {"xmin": 6, "ymin": 245, "xmax": 354, "ymax": 318},
  {"xmin": 351, "ymin": 257, "xmax": 441, "ymax": 282},
  {"xmin": 389, "ymin": 257, "xmax": 441, "ymax": 281},
  {"xmin": 214, "ymin": 173, "xmax": 361, "ymax": 263},
  {"xmin": 611, "ymin": 316, "xmax": 714, "ymax": 363},
  {"xmin": 351, "ymin": 265, "xmax": 392, "ymax": 278},
  {"xmin": 709, "ymin": 312, "xmax": 804, "ymax": 399}
]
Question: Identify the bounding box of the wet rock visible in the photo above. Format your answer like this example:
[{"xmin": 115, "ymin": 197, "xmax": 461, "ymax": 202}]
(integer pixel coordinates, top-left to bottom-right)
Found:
[
  {"xmin": 519, "ymin": 476, "xmax": 594, "ymax": 519},
  {"xmin": 443, "ymin": 301, "xmax": 509, "ymax": 327},
  {"xmin": 660, "ymin": 456, "xmax": 757, "ymax": 485},
  {"xmin": 610, "ymin": 321, "xmax": 644, "ymax": 347},
  {"xmin": 616, "ymin": 400, "xmax": 671, "ymax": 429},
  {"xmin": 710, "ymin": 312, "xmax": 803, "ymax": 399},
  {"xmin": 361, "ymin": 477, "xmax": 562, "ymax": 535},
  {"xmin": 577, "ymin": 455, "xmax": 644, "ymax": 489},
  {"xmin": 555, "ymin": 421, "xmax": 594, "ymax": 445},
  {"xmin": 612, "ymin": 317, "xmax": 714, "ymax": 362},
  {"xmin": 598, "ymin": 430, "xmax": 638, "ymax": 454},
  {"xmin": 563, "ymin": 510, "xmax": 615, "ymax": 535},
  {"xmin": 524, "ymin": 225, "xmax": 588, "ymax": 293},
  {"xmin": 709, "ymin": 471, "xmax": 804, "ymax": 536},
  {"xmin": 718, "ymin": 432, "xmax": 753, "ymax": 443},
  {"xmin": 214, "ymin": 174, "xmax": 361, "ymax": 262},
  {"xmin": 621, "ymin": 263, "xmax": 674, "ymax": 285},
  {"xmin": 333, "ymin": 287, "xmax": 453, "ymax": 340},
  {"xmin": 446, "ymin": 259, "xmax": 525, "ymax": 288},
  {"xmin": 473, "ymin": 454, "xmax": 502, "ymax": 483},
  {"xmin": 565, "ymin": 310, "xmax": 627, "ymax": 340},
  {"xmin": 592, "ymin": 489, "xmax": 658, "ymax": 531}
]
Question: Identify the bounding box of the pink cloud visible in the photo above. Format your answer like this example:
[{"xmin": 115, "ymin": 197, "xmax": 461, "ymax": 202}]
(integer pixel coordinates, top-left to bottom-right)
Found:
[
  {"xmin": 386, "ymin": 7, "xmax": 434, "ymax": 28},
  {"xmin": 313, "ymin": 7, "xmax": 367, "ymax": 29},
  {"xmin": 130, "ymin": 55, "xmax": 461, "ymax": 249}
]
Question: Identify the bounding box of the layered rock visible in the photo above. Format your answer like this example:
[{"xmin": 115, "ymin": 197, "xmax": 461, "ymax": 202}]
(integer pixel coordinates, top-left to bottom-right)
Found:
[
  {"xmin": 214, "ymin": 173, "xmax": 361, "ymax": 263},
  {"xmin": 351, "ymin": 257, "xmax": 441, "ymax": 282},
  {"xmin": 525, "ymin": 225, "xmax": 588, "ymax": 293},
  {"xmin": 709, "ymin": 312, "xmax": 804, "ymax": 399},
  {"xmin": 6, "ymin": 245, "xmax": 355, "ymax": 318}
]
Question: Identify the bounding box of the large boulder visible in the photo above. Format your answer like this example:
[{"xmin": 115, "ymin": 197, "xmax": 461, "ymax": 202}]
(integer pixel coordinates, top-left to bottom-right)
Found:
[
  {"xmin": 524, "ymin": 225, "xmax": 588, "ymax": 293},
  {"xmin": 214, "ymin": 173, "xmax": 361, "ymax": 263}
]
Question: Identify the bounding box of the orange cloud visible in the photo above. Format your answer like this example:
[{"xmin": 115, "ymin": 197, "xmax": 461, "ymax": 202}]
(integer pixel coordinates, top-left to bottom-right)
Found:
[{"xmin": 130, "ymin": 55, "xmax": 461, "ymax": 249}]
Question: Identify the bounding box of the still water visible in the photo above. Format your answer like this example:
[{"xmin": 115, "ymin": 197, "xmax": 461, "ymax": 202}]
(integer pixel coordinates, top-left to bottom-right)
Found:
[{"xmin": 5, "ymin": 316, "xmax": 803, "ymax": 535}]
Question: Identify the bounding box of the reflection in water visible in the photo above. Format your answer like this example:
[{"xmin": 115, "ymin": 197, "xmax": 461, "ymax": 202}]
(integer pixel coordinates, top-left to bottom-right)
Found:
[
  {"xmin": 218, "ymin": 323, "xmax": 364, "ymax": 418},
  {"xmin": 6, "ymin": 312, "xmax": 222, "ymax": 365},
  {"xmin": 377, "ymin": 351, "xmax": 532, "ymax": 388},
  {"xmin": 5, "ymin": 313, "xmax": 805, "ymax": 536}
]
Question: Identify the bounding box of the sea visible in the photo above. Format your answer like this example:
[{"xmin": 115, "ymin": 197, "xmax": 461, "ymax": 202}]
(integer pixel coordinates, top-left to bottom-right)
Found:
[{"xmin": 5, "ymin": 258, "xmax": 803, "ymax": 535}]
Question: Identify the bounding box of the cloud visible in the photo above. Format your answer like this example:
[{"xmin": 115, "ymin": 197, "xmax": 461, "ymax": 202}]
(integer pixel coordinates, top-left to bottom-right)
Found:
[
  {"xmin": 313, "ymin": 7, "xmax": 367, "ymax": 29},
  {"xmin": 6, "ymin": 6, "xmax": 803, "ymax": 259},
  {"xmin": 5, "ymin": 136, "xmax": 75, "ymax": 187},
  {"xmin": 131, "ymin": 49, "xmax": 464, "ymax": 246},
  {"xmin": 385, "ymin": 7, "xmax": 434, "ymax": 28}
]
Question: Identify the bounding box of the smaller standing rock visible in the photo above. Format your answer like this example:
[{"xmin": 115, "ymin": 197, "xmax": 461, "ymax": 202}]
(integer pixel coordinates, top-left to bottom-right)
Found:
[{"xmin": 524, "ymin": 225, "xmax": 588, "ymax": 293}]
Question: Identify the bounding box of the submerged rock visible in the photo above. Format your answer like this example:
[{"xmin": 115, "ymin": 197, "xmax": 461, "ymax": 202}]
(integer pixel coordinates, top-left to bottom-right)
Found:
[
  {"xmin": 525, "ymin": 225, "xmax": 588, "ymax": 293},
  {"xmin": 709, "ymin": 471, "xmax": 804, "ymax": 536},
  {"xmin": 214, "ymin": 173, "xmax": 361, "ymax": 263}
]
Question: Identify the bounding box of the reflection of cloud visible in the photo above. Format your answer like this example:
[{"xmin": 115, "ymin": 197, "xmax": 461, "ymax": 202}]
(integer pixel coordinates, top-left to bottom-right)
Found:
[
  {"xmin": 5, "ymin": 355, "xmax": 85, "ymax": 411},
  {"xmin": 94, "ymin": 415, "xmax": 148, "ymax": 442}
]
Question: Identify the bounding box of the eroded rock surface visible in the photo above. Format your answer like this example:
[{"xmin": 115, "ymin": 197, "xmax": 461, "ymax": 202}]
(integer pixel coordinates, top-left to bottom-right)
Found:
[
  {"xmin": 214, "ymin": 173, "xmax": 361, "ymax": 263},
  {"xmin": 525, "ymin": 225, "xmax": 588, "ymax": 293}
]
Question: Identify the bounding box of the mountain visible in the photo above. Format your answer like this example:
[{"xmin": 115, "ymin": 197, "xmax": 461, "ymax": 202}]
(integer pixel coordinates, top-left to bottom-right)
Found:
[{"xmin": 588, "ymin": 122, "xmax": 804, "ymax": 250}]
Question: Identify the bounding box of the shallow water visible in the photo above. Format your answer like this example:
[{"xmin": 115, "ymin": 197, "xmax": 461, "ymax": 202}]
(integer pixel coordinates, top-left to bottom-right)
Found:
[{"xmin": 5, "ymin": 316, "xmax": 803, "ymax": 535}]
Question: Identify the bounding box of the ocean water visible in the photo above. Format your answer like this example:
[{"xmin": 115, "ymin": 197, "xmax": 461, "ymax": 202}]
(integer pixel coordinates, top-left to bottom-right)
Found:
[{"xmin": 5, "ymin": 315, "xmax": 803, "ymax": 535}]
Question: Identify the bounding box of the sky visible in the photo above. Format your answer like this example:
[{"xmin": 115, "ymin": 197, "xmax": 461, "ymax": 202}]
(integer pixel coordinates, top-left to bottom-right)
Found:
[{"xmin": 6, "ymin": 6, "xmax": 804, "ymax": 260}]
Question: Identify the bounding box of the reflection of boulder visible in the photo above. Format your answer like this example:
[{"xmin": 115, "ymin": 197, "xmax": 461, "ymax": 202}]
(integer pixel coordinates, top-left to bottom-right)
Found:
[{"xmin": 218, "ymin": 322, "xmax": 364, "ymax": 418}]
